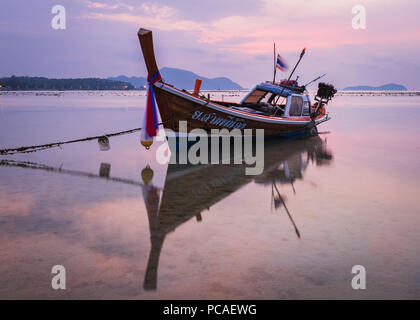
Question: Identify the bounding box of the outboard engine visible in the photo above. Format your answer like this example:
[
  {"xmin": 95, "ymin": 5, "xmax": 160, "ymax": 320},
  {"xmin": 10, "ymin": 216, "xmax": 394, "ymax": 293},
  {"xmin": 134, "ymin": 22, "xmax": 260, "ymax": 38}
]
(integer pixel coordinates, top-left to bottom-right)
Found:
[
  {"xmin": 315, "ymin": 82, "xmax": 337, "ymax": 103},
  {"xmin": 311, "ymin": 82, "xmax": 336, "ymax": 120}
]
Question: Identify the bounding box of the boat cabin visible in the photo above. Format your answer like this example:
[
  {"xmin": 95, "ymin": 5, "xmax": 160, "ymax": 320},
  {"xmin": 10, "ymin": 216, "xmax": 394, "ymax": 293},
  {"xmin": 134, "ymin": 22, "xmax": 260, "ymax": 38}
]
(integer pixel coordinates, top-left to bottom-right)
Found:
[{"xmin": 235, "ymin": 82, "xmax": 311, "ymax": 118}]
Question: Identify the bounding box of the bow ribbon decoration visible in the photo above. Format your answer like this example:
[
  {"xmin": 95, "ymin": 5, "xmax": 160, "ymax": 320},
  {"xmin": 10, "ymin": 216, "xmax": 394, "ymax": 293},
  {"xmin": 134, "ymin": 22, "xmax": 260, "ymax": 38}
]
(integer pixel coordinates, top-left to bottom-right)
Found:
[{"xmin": 141, "ymin": 71, "xmax": 161, "ymax": 149}]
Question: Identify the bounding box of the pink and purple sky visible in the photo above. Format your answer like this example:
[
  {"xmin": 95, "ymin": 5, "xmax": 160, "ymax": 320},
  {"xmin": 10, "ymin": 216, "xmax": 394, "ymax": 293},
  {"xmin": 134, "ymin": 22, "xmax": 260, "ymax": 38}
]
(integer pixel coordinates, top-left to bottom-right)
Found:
[{"xmin": 1, "ymin": 0, "xmax": 419, "ymax": 89}]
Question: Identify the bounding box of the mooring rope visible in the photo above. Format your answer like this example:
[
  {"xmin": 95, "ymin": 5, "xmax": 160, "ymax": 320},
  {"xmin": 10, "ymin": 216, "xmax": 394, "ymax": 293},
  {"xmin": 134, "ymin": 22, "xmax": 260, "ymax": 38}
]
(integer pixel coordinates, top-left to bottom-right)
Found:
[
  {"xmin": 0, "ymin": 117, "xmax": 330, "ymax": 156},
  {"xmin": 0, "ymin": 159, "xmax": 145, "ymax": 187},
  {"xmin": 0, "ymin": 122, "xmax": 164, "ymax": 156}
]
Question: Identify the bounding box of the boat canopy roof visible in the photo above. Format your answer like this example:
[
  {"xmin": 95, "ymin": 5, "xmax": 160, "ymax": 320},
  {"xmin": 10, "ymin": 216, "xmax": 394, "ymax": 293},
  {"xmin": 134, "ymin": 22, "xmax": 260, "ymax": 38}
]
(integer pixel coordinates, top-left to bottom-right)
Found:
[
  {"xmin": 240, "ymin": 82, "xmax": 294, "ymax": 105},
  {"xmin": 255, "ymin": 82, "xmax": 294, "ymax": 96}
]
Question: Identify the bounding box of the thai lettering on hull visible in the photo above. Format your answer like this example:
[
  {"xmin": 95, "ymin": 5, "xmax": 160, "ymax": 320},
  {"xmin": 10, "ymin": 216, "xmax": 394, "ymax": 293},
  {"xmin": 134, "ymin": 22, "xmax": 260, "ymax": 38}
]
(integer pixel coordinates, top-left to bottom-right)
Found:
[{"xmin": 192, "ymin": 111, "xmax": 247, "ymax": 129}]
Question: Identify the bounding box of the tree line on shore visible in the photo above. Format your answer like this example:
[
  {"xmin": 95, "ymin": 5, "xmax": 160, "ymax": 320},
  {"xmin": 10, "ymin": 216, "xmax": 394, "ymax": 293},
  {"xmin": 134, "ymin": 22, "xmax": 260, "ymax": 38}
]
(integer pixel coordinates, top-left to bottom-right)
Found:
[{"xmin": 0, "ymin": 76, "xmax": 136, "ymax": 90}]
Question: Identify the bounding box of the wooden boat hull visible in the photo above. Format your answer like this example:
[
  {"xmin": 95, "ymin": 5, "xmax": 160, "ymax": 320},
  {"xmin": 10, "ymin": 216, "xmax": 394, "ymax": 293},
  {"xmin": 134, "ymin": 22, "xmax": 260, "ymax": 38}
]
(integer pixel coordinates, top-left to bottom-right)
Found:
[{"xmin": 154, "ymin": 82, "xmax": 327, "ymax": 138}]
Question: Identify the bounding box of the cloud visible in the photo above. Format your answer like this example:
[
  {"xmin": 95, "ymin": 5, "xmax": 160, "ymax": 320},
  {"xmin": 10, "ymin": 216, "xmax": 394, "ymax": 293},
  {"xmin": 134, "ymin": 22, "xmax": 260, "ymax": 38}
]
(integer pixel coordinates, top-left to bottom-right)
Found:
[
  {"xmin": 87, "ymin": 1, "xmax": 119, "ymax": 10},
  {"xmin": 80, "ymin": 0, "xmax": 419, "ymax": 56},
  {"xmin": 80, "ymin": 1, "xmax": 203, "ymax": 33}
]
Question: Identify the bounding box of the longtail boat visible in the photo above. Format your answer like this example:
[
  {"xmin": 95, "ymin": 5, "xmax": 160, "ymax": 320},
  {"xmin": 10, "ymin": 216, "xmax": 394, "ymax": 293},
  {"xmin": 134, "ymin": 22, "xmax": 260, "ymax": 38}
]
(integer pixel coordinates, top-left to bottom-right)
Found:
[{"xmin": 137, "ymin": 28, "xmax": 337, "ymax": 138}]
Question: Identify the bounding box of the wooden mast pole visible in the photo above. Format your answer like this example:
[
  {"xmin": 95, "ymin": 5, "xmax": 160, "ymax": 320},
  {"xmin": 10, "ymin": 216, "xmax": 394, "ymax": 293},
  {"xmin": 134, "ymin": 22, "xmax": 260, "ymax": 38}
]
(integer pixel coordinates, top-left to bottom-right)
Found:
[{"xmin": 273, "ymin": 42, "xmax": 276, "ymax": 84}]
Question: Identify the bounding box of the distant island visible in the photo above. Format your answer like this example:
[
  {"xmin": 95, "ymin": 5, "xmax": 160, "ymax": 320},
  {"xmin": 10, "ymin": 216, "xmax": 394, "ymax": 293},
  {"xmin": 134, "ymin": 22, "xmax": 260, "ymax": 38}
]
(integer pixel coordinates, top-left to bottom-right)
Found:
[
  {"xmin": 343, "ymin": 83, "xmax": 407, "ymax": 91},
  {"xmin": 0, "ymin": 76, "xmax": 134, "ymax": 90},
  {"xmin": 0, "ymin": 68, "xmax": 243, "ymax": 91},
  {"xmin": 109, "ymin": 67, "xmax": 244, "ymax": 90}
]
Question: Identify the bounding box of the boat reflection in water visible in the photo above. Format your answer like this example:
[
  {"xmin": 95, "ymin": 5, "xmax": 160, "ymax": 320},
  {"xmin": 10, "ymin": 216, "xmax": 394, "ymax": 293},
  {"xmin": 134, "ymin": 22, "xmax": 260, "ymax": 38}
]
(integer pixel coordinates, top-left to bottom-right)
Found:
[
  {"xmin": 0, "ymin": 136, "xmax": 333, "ymax": 293},
  {"xmin": 141, "ymin": 136, "xmax": 333, "ymax": 290}
]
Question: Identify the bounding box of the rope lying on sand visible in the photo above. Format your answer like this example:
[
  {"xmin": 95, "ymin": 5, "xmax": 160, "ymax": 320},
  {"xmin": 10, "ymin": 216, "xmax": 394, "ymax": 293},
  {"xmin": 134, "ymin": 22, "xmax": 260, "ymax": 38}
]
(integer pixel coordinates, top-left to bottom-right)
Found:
[
  {"xmin": 0, "ymin": 126, "xmax": 146, "ymax": 156},
  {"xmin": 0, "ymin": 119, "xmax": 171, "ymax": 155}
]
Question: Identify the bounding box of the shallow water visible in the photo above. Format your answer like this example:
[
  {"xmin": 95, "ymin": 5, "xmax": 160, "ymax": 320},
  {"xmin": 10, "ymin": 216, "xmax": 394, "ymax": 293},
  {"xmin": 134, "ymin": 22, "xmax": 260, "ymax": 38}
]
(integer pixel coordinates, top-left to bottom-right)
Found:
[{"xmin": 0, "ymin": 91, "xmax": 419, "ymax": 299}]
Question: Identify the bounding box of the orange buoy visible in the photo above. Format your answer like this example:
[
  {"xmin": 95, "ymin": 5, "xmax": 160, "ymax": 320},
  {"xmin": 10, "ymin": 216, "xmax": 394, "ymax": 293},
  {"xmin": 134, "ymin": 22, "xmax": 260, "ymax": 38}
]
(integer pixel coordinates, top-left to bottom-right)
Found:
[{"xmin": 141, "ymin": 139, "xmax": 153, "ymax": 149}]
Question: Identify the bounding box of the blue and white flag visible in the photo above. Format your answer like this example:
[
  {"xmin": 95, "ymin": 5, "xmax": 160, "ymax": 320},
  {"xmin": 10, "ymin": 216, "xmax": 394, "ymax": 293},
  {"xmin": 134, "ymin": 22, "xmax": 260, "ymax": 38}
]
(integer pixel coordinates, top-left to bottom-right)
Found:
[{"xmin": 276, "ymin": 54, "xmax": 288, "ymax": 72}]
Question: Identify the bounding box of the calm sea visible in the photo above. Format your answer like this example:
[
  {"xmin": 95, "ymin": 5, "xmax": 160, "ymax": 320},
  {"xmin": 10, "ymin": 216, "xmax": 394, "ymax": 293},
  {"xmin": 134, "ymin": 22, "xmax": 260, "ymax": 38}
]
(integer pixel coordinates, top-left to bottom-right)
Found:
[{"xmin": 0, "ymin": 91, "xmax": 419, "ymax": 299}]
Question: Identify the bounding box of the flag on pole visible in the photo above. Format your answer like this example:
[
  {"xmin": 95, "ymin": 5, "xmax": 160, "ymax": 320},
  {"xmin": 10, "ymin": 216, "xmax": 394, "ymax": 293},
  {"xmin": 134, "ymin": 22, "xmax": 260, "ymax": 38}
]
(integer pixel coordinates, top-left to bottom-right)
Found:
[
  {"xmin": 276, "ymin": 54, "xmax": 288, "ymax": 72},
  {"xmin": 141, "ymin": 71, "xmax": 161, "ymax": 149}
]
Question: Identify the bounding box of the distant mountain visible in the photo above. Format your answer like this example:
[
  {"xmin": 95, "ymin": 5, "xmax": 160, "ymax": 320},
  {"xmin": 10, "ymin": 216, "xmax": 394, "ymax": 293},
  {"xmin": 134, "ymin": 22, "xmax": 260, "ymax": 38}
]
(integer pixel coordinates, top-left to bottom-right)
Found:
[
  {"xmin": 109, "ymin": 67, "xmax": 244, "ymax": 90},
  {"xmin": 343, "ymin": 83, "xmax": 407, "ymax": 91},
  {"xmin": 0, "ymin": 76, "xmax": 134, "ymax": 90}
]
